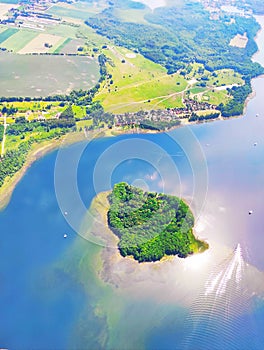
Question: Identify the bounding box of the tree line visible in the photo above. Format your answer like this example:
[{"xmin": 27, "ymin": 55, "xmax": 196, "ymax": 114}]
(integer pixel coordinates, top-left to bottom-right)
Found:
[{"xmin": 107, "ymin": 182, "xmax": 208, "ymax": 262}]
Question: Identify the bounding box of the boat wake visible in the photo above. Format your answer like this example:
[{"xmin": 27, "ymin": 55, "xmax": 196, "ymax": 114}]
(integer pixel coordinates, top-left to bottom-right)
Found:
[{"xmin": 182, "ymin": 244, "xmax": 258, "ymax": 350}]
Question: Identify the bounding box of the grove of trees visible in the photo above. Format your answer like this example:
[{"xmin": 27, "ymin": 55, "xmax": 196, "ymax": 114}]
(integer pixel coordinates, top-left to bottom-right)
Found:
[{"xmin": 107, "ymin": 182, "xmax": 208, "ymax": 262}]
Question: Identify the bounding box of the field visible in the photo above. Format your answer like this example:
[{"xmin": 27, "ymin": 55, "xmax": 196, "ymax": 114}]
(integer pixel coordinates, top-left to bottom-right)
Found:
[
  {"xmin": 1, "ymin": 29, "xmax": 37, "ymax": 52},
  {"xmin": 18, "ymin": 33, "xmax": 63, "ymax": 54},
  {"xmin": 46, "ymin": 1, "xmax": 107, "ymax": 23},
  {"xmin": 230, "ymin": 33, "xmax": 248, "ymax": 48},
  {"xmin": 0, "ymin": 52, "xmax": 99, "ymax": 97},
  {"xmin": 59, "ymin": 38, "xmax": 83, "ymax": 54},
  {"xmin": 47, "ymin": 5, "xmax": 93, "ymax": 21},
  {"xmin": 0, "ymin": 3, "xmax": 18, "ymax": 20},
  {"xmin": 114, "ymin": 8, "xmax": 151, "ymax": 24},
  {"xmin": 95, "ymin": 46, "xmax": 189, "ymax": 113},
  {"xmin": 0, "ymin": 28, "xmax": 18, "ymax": 44}
]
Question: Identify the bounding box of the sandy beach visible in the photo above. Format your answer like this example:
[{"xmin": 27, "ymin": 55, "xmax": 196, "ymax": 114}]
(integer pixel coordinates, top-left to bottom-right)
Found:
[{"xmin": 80, "ymin": 192, "xmax": 264, "ymax": 309}]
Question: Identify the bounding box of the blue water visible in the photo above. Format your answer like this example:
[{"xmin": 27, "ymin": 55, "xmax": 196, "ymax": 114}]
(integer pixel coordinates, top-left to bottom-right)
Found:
[
  {"xmin": 1, "ymin": 111, "xmax": 264, "ymax": 349},
  {"xmin": 1, "ymin": 15, "xmax": 264, "ymax": 350}
]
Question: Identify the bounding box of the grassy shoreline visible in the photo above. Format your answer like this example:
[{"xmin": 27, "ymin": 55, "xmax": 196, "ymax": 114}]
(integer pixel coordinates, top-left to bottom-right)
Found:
[{"xmin": 0, "ymin": 102, "xmax": 255, "ymax": 212}]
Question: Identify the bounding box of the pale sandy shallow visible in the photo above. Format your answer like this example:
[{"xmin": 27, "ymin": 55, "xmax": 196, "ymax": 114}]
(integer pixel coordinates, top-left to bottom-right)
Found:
[{"xmin": 80, "ymin": 192, "xmax": 264, "ymax": 311}]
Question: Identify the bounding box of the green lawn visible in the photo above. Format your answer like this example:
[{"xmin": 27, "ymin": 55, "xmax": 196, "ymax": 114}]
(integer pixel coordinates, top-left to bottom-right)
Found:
[
  {"xmin": 76, "ymin": 119, "xmax": 93, "ymax": 129},
  {"xmin": 202, "ymin": 89, "xmax": 229, "ymax": 105},
  {"xmin": 189, "ymin": 87, "xmax": 207, "ymax": 95},
  {"xmin": 114, "ymin": 8, "xmax": 151, "ymax": 24},
  {"xmin": 95, "ymin": 46, "xmax": 188, "ymax": 113},
  {"xmin": 46, "ymin": 23, "xmax": 80, "ymax": 38},
  {"xmin": 53, "ymin": 37, "xmax": 71, "ymax": 53},
  {"xmin": 47, "ymin": 5, "xmax": 93, "ymax": 21},
  {"xmin": 208, "ymin": 69, "xmax": 244, "ymax": 87},
  {"xmin": 72, "ymin": 105, "xmax": 86, "ymax": 119},
  {"xmin": 0, "ymin": 28, "xmax": 18, "ymax": 44},
  {"xmin": 1, "ymin": 29, "xmax": 37, "ymax": 52}
]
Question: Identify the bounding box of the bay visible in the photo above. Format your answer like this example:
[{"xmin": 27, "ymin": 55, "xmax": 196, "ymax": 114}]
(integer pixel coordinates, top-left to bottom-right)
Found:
[{"xmin": 1, "ymin": 16, "xmax": 264, "ymax": 350}]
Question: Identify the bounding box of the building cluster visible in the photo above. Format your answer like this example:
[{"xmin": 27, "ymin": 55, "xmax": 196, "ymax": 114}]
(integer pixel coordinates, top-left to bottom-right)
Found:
[
  {"xmin": 201, "ymin": 0, "xmax": 253, "ymax": 20},
  {"xmin": 114, "ymin": 99, "xmax": 217, "ymax": 127},
  {"xmin": 0, "ymin": 0, "xmax": 73, "ymax": 29}
]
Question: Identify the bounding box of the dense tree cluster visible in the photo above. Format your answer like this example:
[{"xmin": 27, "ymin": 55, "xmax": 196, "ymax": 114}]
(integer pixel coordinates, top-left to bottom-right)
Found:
[
  {"xmin": 59, "ymin": 105, "xmax": 74, "ymax": 119},
  {"xmin": 0, "ymin": 140, "xmax": 32, "ymax": 187},
  {"xmin": 6, "ymin": 118, "xmax": 76, "ymax": 136},
  {"xmin": 85, "ymin": 1, "xmax": 264, "ymax": 116},
  {"xmin": 139, "ymin": 119, "xmax": 181, "ymax": 131},
  {"xmin": 1, "ymin": 106, "xmax": 18, "ymax": 115},
  {"xmin": 217, "ymin": 83, "xmax": 252, "ymax": 117},
  {"xmin": 85, "ymin": 2, "xmax": 263, "ymax": 77},
  {"xmin": 107, "ymin": 182, "xmax": 208, "ymax": 262},
  {"xmin": 0, "ymin": 124, "xmax": 3, "ymax": 142},
  {"xmin": 188, "ymin": 111, "xmax": 220, "ymax": 122},
  {"xmin": 0, "ymin": 116, "xmax": 76, "ymax": 187}
]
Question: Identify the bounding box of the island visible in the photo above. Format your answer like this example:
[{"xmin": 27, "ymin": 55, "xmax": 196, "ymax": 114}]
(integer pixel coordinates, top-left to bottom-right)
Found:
[
  {"xmin": 0, "ymin": 0, "xmax": 264, "ymax": 210},
  {"xmin": 107, "ymin": 182, "xmax": 208, "ymax": 262}
]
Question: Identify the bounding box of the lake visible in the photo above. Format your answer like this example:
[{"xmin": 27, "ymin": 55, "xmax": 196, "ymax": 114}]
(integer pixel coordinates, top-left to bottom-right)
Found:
[
  {"xmin": 1, "ymin": 16, "xmax": 264, "ymax": 350},
  {"xmin": 0, "ymin": 52, "xmax": 99, "ymax": 97}
]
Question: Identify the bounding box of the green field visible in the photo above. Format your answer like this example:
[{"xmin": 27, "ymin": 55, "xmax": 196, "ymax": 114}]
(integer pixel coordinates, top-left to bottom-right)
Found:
[
  {"xmin": 202, "ymin": 89, "xmax": 230, "ymax": 105},
  {"xmin": 0, "ymin": 29, "xmax": 37, "ymax": 52},
  {"xmin": 53, "ymin": 37, "xmax": 72, "ymax": 54},
  {"xmin": 0, "ymin": 28, "xmax": 18, "ymax": 44},
  {"xmin": 208, "ymin": 69, "xmax": 244, "ymax": 87},
  {"xmin": 47, "ymin": 1, "xmax": 107, "ymax": 21},
  {"xmin": 95, "ymin": 46, "xmax": 189, "ymax": 113},
  {"xmin": 114, "ymin": 8, "xmax": 151, "ymax": 24},
  {"xmin": 47, "ymin": 6, "xmax": 94, "ymax": 21},
  {"xmin": 46, "ymin": 23, "xmax": 80, "ymax": 38}
]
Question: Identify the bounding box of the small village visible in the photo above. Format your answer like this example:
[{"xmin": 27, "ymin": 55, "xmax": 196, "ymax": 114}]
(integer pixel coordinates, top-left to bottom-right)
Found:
[
  {"xmin": 113, "ymin": 99, "xmax": 219, "ymax": 130},
  {"xmin": 0, "ymin": 0, "xmax": 72, "ymax": 29}
]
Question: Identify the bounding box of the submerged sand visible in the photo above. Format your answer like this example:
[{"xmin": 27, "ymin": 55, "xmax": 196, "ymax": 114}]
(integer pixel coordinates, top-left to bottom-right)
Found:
[{"xmin": 79, "ymin": 192, "xmax": 264, "ymax": 312}]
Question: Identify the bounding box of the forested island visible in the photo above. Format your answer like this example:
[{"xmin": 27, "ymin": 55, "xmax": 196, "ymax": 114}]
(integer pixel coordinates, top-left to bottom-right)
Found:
[
  {"xmin": 0, "ymin": 0, "xmax": 264, "ymax": 209},
  {"xmin": 107, "ymin": 183, "xmax": 208, "ymax": 262}
]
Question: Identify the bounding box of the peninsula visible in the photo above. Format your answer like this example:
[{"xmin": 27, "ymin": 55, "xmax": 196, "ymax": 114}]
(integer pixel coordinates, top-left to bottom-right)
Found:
[{"xmin": 107, "ymin": 182, "xmax": 208, "ymax": 262}]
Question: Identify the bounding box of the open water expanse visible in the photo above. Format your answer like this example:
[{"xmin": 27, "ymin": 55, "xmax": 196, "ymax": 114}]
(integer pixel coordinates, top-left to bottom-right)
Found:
[{"xmin": 1, "ymin": 17, "xmax": 264, "ymax": 350}]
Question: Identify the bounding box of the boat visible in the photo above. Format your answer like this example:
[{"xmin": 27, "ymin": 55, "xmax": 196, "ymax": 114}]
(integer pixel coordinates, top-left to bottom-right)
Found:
[
  {"xmin": 64, "ymin": 234, "xmax": 68, "ymax": 238},
  {"xmin": 254, "ymin": 142, "xmax": 257, "ymax": 146},
  {"xmin": 248, "ymin": 210, "xmax": 253, "ymax": 215}
]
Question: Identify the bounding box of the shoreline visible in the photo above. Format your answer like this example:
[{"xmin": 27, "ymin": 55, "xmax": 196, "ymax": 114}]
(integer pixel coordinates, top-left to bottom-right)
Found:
[
  {"xmin": 83, "ymin": 191, "xmax": 264, "ymax": 307},
  {"xmin": 0, "ymin": 119, "xmax": 202, "ymax": 211},
  {"xmin": 0, "ymin": 99, "xmax": 258, "ymax": 212},
  {"xmin": 85, "ymin": 190, "xmax": 208, "ymax": 265},
  {"xmin": 0, "ymin": 15, "xmax": 263, "ymax": 211}
]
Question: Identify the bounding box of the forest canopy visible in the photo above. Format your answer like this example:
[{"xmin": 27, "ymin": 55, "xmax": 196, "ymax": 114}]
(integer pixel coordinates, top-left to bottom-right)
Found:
[
  {"xmin": 85, "ymin": 1, "xmax": 263, "ymax": 78},
  {"xmin": 107, "ymin": 182, "xmax": 208, "ymax": 262}
]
